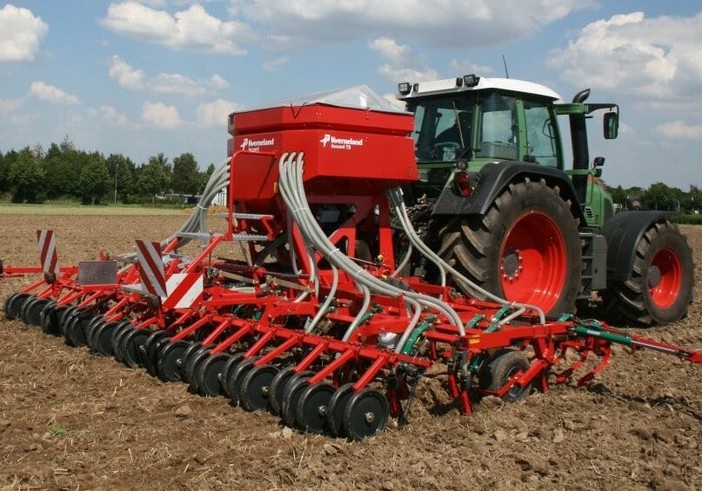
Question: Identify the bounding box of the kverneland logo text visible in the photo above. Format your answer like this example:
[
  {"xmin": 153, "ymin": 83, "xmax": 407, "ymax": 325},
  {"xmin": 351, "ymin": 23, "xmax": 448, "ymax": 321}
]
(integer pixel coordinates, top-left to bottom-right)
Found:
[
  {"xmin": 240, "ymin": 137, "xmax": 275, "ymax": 151},
  {"xmin": 320, "ymin": 134, "xmax": 364, "ymax": 150}
]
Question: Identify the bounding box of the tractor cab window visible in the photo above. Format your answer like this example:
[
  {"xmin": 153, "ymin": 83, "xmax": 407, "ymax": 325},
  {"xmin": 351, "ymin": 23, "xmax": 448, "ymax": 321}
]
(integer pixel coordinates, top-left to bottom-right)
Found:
[
  {"xmin": 478, "ymin": 93, "xmax": 518, "ymax": 161},
  {"xmin": 406, "ymin": 95, "xmax": 474, "ymax": 162},
  {"xmin": 524, "ymin": 100, "xmax": 559, "ymax": 167}
]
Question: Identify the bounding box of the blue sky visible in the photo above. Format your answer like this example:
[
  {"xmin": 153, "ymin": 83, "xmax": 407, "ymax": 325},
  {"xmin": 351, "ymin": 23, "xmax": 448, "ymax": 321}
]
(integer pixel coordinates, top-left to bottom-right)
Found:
[{"xmin": 1, "ymin": 1, "xmax": 701, "ymax": 189}]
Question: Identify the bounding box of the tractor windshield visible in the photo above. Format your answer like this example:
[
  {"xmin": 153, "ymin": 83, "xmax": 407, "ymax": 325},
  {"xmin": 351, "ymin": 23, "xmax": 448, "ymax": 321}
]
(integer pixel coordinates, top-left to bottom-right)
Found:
[{"xmin": 406, "ymin": 94, "xmax": 475, "ymax": 162}]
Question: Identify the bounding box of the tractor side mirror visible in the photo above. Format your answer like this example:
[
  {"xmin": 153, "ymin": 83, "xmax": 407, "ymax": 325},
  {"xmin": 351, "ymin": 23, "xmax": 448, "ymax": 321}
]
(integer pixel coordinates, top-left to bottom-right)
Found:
[
  {"xmin": 593, "ymin": 156, "xmax": 605, "ymax": 178},
  {"xmin": 604, "ymin": 112, "xmax": 619, "ymax": 140}
]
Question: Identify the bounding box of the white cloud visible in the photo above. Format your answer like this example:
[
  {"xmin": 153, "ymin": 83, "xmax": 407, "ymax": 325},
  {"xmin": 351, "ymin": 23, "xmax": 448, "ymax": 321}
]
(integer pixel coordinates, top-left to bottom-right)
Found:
[
  {"xmin": 102, "ymin": 2, "xmax": 253, "ymax": 54},
  {"xmin": 548, "ymin": 12, "xmax": 702, "ymax": 98},
  {"xmin": 656, "ymin": 121, "xmax": 702, "ymax": 140},
  {"xmin": 108, "ymin": 55, "xmax": 145, "ymax": 89},
  {"xmin": 99, "ymin": 105, "xmax": 130, "ymax": 126},
  {"xmin": 0, "ymin": 98, "xmax": 23, "ymax": 115},
  {"xmin": 450, "ymin": 59, "xmax": 493, "ymax": 75},
  {"xmin": 0, "ymin": 5, "xmax": 48, "ymax": 62},
  {"xmin": 151, "ymin": 73, "xmax": 206, "ymax": 97},
  {"xmin": 196, "ymin": 99, "xmax": 242, "ymax": 127},
  {"xmin": 210, "ymin": 74, "xmax": 229, "ymax": 90},
  {"xmin": 262, "ymin": 57, "xmax": 289, "ymax": 72},
  {"xmin": 108, "ymin": 55, "xmax": 228, "ymax": 96},
  {"xmin": 142, "ymin": 101, "xmax": 183, "ymax": 129},
  {"xmin": 28, "ymin": 82, "xmax": 79, "ymax": 105},
  {"xmin": 232, "ymin": 0, "xmax": 593, "ymax": 49},
  {"xmin": 369, "ymin": 37, "xmax": 437, "ymax": 83}
]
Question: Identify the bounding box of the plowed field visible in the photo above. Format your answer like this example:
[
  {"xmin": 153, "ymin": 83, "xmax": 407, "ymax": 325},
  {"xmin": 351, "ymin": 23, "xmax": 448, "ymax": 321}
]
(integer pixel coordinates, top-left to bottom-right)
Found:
[{"xmin": 1, "ymin": 214, "xmax": 700, "ymax": 490}]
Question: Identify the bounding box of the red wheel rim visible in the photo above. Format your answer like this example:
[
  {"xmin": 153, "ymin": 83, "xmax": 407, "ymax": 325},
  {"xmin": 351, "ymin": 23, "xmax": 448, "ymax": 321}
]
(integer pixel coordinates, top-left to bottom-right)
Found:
[
  {"xmin": 499, "ymin": 212, "xmax": 567, "ymax": 313},
  {"xmin": 649, "ymin": 247, "xmax": 682, "ymax": 309}
]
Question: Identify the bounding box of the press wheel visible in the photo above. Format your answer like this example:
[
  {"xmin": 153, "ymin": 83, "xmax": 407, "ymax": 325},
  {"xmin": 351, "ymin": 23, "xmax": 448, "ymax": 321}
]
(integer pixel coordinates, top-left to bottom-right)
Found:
[
  {"xmin": 239, "ymin": 364, "xmax": 280, "ymax": 412},
  {"xmin": 295, "ymin": 383, "xmax": 336, "ymax": 434},
  {"xmin": 342, "ymin": 388, "xmax": 390, "ymax": 441}
]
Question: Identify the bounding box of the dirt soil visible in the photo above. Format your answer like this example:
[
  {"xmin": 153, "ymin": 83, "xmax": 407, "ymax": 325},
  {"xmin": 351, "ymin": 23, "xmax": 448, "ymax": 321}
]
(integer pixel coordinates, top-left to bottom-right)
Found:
[{"xmin": 0, "ymin": 215, "xmax": 700, "ymax": 490}]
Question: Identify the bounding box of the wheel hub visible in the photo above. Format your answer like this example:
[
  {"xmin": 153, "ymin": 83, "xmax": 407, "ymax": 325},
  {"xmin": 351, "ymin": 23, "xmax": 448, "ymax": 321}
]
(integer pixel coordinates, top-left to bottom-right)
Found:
[
  {"xmin": 364, "ymin": 411, "xmax": 375, "ymax": 424},
  {"xmin": 501, "ymin": 250, "xmax": 521, "ymax": 280}
]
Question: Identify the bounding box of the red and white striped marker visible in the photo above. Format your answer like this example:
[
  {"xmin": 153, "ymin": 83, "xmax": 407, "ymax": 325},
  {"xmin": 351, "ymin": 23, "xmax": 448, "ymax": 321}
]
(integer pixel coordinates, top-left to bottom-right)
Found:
[
  {"xmin": 163, "ymin": 273, "xmax": 203, "ymax": 310},
  {"xmin": 135, "ymin": 240, "xmax": 167, "ymax": 298},
  {"xmin": 36, "ymin": 229, "xmax": 58, "ymax": 274}
]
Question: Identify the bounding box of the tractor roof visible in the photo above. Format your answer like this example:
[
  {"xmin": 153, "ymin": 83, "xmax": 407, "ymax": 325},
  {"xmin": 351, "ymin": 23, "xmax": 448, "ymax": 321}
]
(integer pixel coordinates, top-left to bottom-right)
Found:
[{"xmin": 398, "ymin": 76, "xmax": 561, "ymax": 101}]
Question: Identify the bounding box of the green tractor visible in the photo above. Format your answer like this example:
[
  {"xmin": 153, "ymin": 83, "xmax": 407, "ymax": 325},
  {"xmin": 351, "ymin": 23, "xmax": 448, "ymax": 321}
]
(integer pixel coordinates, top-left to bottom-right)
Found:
[{"xmin": 397, "ymin": 74, "xmax": 693, "ymax": 325}]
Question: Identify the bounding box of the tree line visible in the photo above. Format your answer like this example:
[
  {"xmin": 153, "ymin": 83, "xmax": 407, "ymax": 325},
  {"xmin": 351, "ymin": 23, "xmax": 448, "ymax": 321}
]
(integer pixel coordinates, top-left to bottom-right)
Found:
[
  {"xmin": 1, "ymin": 138, "xmax": 700, "ymax": 212},
  {"xmin": 609, "ymin": 183, "xmax": 702, "ymax": 214},
  {"xmin": 0, "ymin": 138, "xmax": 216, "ymax": 205}
]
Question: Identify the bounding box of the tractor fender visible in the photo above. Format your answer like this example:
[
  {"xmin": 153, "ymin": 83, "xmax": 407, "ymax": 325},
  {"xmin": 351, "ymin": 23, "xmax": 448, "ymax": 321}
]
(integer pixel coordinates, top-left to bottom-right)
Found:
[
  {"xmin": 600, "ymin": 210, "xmax": 669, "ymax": 281},
  {"xmin": 430, "ymin": 161, "xmax": 587, "ymax": 224}
]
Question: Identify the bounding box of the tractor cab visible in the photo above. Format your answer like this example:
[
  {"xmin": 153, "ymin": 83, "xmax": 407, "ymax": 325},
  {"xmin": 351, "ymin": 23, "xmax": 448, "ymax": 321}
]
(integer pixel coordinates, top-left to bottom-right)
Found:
[{"xmin": 397, "ymin": 74, "xmax": 619, "ymax": 228}]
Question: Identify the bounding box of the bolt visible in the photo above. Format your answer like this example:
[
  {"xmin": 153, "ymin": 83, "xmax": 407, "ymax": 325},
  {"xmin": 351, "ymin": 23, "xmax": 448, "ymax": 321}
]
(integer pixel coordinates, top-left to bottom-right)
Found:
[
  {"xmin": 318, "ymin": 405, "xmax": 328, "ymax": 417},
  {"xmin": 364, "ymin": 411, "xmax": 376, "ymax": 424}
]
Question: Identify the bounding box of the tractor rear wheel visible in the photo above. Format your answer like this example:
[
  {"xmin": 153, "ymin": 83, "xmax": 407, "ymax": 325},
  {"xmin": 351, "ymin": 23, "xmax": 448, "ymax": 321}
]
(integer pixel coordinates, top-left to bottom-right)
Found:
[
  {"xmin": 437, "ymin": 178, "xmax": 582, "ymax": 318},
  {"xmin": 602, "ymin": 220, "xmax": 693, "ymax": 326}
]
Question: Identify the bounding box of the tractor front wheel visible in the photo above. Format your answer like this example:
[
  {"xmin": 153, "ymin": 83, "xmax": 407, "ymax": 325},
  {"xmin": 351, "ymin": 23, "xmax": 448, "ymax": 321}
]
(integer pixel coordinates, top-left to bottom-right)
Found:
[
  {"xmin": 437, "ymin": 178, "xmax": 582, "ymax": 318},
  {"xmin": 602, "ymin": 220, "xmax": 693, "ymax": 326}
]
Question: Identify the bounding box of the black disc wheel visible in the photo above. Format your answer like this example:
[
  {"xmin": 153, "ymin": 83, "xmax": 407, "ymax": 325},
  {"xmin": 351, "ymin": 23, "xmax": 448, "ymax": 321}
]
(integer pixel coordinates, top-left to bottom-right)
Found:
[
  {"xmin": 327, "ymin": 383, "xmax": 355, "ymax": 438},
  {"xmin": 92, "ymin": 321, "xmax": 119, "ymax": 357},
  {"xmin": 185, "ymin": 348, "xmax": 212, "ymax": 392},
  {"xmin": 239, "ymin": 364, "xmax": 280, "ymax": 412},
  {"xmin": 23, "ymin": 297, "xmax": 51, "ymax": 326},
  {"xmin": 226, "ymin": 357, "xmax": 258, "ymax": 405},
  {"xmin": 110, "ymin": 321, "xmax": 134, "ymax": 362},
  {"xmin": 4, "ymin": 293, "xmax": 19, "ymax": 320},
  {"xmin": 5, "ymin": 293, "xmax": 31, "ymax": 320},
  {"xmin": 601, "ymin": 220, "xmax": 694, "ymax": 326},
  {"xmin": 83, "ymin": 315, "xmax": 106, "ymax": 349},
  {"xmin": 295, "ymin": 383, "xmax": 336, "ymax": 434},
  {"xmin": 280, "ymin": 372, "xmax": 314, "ymax": 428},
  {"xmin": 64, "ymin": 311, "xmax": 90, "ymax": 347},
  {"xmin": 181, "ymin": 343, "xmax": 210, "ymax": 385},
  {"xmin": 220, "ymin": 352, "xmax": 246, "ymax": 397},
  {"xmin": 59, "ymin": 306, "xmax": 80, "ymax": 338},
  {"xmin": 479, "ymin": 349, "xmax": 531, "ymax": 402},
  {"xmin": 197, "ymin": 353, "xmax": 231, "ymax": 397},
  {"xmin": 142, "ymin": 330, "xmax": 170, "ymax": 376},
  {"xmin": 342, "ymin": 389, "xmax": 390, "ymax": 441},
  {"xmin": 120, "ymin": 328, "xmax": 152, "ymax": 368},
  {"xmin": 39, "ymin": 301, "xmax": 63, "ymax": 335},
  {"xmin": 156, "ymin": 340, "xmax": 191, "ymax": 382},
  {"xmin": 435, "ymin": 178, "xmax": 582, "ymax": 318},
  {"xmin": 268, "ymin": 366, "xmax": 296, "ymax": 415},
  {"xmin": 19, "ymin": 295, "xmax": 39, "ymax": 324},
  {"xmin": 86, "ymin": 318, "xmax": 108, "ymax": 352}
]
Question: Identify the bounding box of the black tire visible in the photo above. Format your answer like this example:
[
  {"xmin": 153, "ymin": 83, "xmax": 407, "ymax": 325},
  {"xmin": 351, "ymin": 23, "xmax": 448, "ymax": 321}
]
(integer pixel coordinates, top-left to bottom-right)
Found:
[
  {"xmin": 342, "ymin": 389, "xmax": 390, "ymax": 441},
  {"xmin": 197, "ymin": 353, "xmax": 230, "ymax": 397},
  {"xmin": 602, "ymin": 220, "xmax": 694, "ymax": 326},
  {"xmin": 479, "ymin": 349, "xmax": 531, "ymax": 402},
  {"xmin": 240, "ymin": 364, "xmax": 280, "ymax": 412},
  {"xmin": 6, "ymin": 293, "xmax": 31, "ymax": 320},
  {"xmin": 436, "ymin": 178, "xmax": 581, "ymax": 318},
  {"xmin": 156, "ymin": 341, "xmax": 190, "ymax": 382}
]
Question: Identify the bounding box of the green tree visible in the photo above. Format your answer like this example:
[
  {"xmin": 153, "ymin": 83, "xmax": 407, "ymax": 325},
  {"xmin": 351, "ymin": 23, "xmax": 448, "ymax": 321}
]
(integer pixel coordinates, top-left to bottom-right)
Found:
[
  {"xmin": 608, "ymin": 185, "xmax": 626, "ymax": 207},
  {"xmin": 9, "ymin": 146, "xmax": 45, "ymax": 203},
  {"xmin": 106, "ymin": 153, "xmax": 137, "ymax": 203},
  {"xmin": 137, "ymin": 153, "xmax": 171, "ymax": 198},
  {"xmin": 198, "ymin": 163, "xmax": 216, "ymax": 193},
  {"xmin": 0, "ymin": 150, "xmax": 10, "ymax": 193},
  {"xmin": 171, "ymin": 152, "xmax": 200, "ymax": 195},
  {"xmin": 78, "ymin": 152, "xmax": 110, "ymax": 204},
  {"xmin": 43, "ymin": 138, "xmax": 85, "ymax": 199}
]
